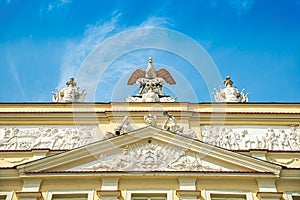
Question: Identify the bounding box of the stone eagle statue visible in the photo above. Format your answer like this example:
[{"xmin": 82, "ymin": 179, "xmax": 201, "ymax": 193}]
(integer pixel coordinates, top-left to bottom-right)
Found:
[{"xmin": 127, "ymin": 57, "xmax": 176, "ymax": 85}]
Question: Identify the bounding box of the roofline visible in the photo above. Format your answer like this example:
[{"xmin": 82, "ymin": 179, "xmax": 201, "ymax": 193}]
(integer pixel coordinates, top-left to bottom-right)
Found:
[{"xmin": 0, "ymin": 102, "xmax": 300, "ymax": 104}]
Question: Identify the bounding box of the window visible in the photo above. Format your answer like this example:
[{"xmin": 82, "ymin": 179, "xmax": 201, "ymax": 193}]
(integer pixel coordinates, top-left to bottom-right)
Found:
[
  {"xmin": 0, "ymin": 192, "xmax": 13, "ymax": 200},
  {"xmin": 286, "ymin": 192, "xmax": 300, "ymax": 200},
  {"xmin": 46, "ymin": 191, "xmax": 93, "ymax": 200},
  {"xmin": 52, "ymin": 194, "xmax": 88, "ymax": 200},
  {"xmin": 126, "ymin": 190, "xmax": 172, "ymax": 200},
  {"xmin": 210, "ymin": 193, "xmax": 247, "ymax": 200},
  {"xmin": 205, "ymin": 190, "xmax": 253, "ymax": 200},
  {"xmin": 132, "ymin": 193, "xmax": 167, "ymax": 200}
]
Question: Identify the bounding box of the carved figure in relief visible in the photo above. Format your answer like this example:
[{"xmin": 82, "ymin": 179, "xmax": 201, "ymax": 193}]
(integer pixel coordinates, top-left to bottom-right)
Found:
[
  {"xmin": 278, "ymin": 130, "xmax": 290, "ymax": 150},
  {"xmin": 169, "ymin": 150, "xmax": 193, "ymax": 170},
  {"xmin": 31, "ymin": 127, "xmax": 57, "ymax": 149},
  {"xmin": 80, "ymin": 141, "xmax": 229, "ymax": 172},
  {"xmin": 0, "ymin": 127, "xmax": 95, "ymax": 150},
  {"xmin": 113, "ymin": 148, "xmax": 133, "ymax": 170},
  {"xmin": 288, "ymin": 126, "xmax": 299, "ymax": 150},
  {"xmin": 230, "ymin": 129, "xmax": 240, "ymax": 149},
  {"xmin": 52, "ymin": 77, "xmax": 86, "ymax": 103},
  {"xmin": 115, "ymin": 116, "xmax": 133, "ymax": 135},
  {"xmin": 240, "ymin": 130, "xmax": 251, "ymax": 148},
  {"xmin": 264, "ymin": 128, "xmax": 278, "ymax": 149},
  {"xmin": 144, "ymin": 114, "xmax": 157, "ymax": 126},
  {"xmin": 0, "ymin": 128, "xmax": 18, "ymax": 150},
  {"xmin": 200, "ymin": 126, "xmax": 300, "ymax": 151},
  {"xmin": 212, "ymin": 76, "xmax": 248, "ymax": 103},
  {"xmin": 163, "ymin": 113, "xmax": 179, "ymax": 132},
  {"xmin": 162, "ymin": 111, "xmax": 196, "ymax": 137}
]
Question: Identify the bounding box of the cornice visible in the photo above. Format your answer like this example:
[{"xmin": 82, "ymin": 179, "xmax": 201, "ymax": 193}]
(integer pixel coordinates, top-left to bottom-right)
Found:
[{"xmin": 0, "ymin": 102, "xmax": 299, "ymax": 126}]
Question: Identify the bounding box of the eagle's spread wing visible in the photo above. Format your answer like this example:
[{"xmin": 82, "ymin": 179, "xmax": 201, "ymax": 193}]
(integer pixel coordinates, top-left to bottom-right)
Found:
[
  {"xmin": 156, "ymin": 69, "xmax": 176, "ymax": 84},
  {"xmin": 127, "ymin": 69, "xmax": 145, "ymax": 85}
]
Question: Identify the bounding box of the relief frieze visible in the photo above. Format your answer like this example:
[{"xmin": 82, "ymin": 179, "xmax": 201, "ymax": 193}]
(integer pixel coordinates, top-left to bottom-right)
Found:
[{"xmin": 0, "ymin": 126, "xmax": 98, "ymax": 150}]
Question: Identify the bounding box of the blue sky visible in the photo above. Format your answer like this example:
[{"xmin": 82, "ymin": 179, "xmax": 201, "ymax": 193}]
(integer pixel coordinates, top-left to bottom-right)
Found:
[{"xmin": 0, "ymin": 0, "xmax": 299, "ymax": 102}]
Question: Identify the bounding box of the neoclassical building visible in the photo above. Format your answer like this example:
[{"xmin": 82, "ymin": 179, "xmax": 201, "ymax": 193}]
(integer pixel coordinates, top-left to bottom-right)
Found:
[{"xmin": 0, "ymin": 59, "xmax": 299, "ymax": 200}]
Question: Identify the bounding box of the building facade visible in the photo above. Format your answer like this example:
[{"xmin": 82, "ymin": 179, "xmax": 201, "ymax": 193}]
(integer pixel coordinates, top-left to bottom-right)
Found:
[
  {"xmin": 0, "ymin": 60, "xmax": 299, "ymax": 200},
  {"xmin": 0, "ymin": 102, "xmax": 299, "ymax": 200}
]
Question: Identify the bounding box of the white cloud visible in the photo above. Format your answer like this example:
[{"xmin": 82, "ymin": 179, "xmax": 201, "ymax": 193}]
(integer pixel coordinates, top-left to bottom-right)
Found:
[
  {"xmin": 47, "ymin": 0, "xmax": 72, "ymax": 12},
  {"xmin": 58, "ymin": 14, "xmax": 173, "ymax": 101},
  {"xmin": 230, "ymin": 0, "xmax": 254, "ymax": 15},
  {"xmin": 141, "ymin": 16, "xmax": 173, "ymax": 28},
  {"xmin": 39, "ymin": 0, "xmax": 73, "ymax": 15},
  {"xmin": 7, "ymin": 53, "xmax": 26, "ymax": 99},
  {"xmin": 58, "ymin": 13, "xmax": 121, "ymax": 89}
]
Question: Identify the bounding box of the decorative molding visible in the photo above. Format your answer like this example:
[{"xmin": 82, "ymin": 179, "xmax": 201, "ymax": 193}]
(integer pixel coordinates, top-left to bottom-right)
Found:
[
  {"xmin": 204, "ymin": 190, "xmax": 253, "ymax": 200},
  {"xmin": 0, "ymin": 157, "xmax": 29, "ymax": 163},
  {"xmin": 178, "ymin": 178, "xmax": 196, "ymax": 190},
  {"xmin": 79, "ymin": 141, "xmax": 230, "ymax": 172},
  {"xmin": 97, "ymin": 190, "xmax": 121, "ymax": 198},
  {"xmin": 22, "ymin": 178, "xmax": 43, "ymax": 192},
  {"xmin": 0, "ymin": 126, "xmax": 97, "ymax": 150},
  {"xmin": 256, "ymin": 179, "xmax": 277, "ymax": 192},
  {"xmin": 16, "ymin": 192, "xmax": 42, "ymax": 200},
  {"xmin": 45, "ymin": 190, "xmax": 94, "ymax": 200},
  {"xmin": 256, "ymin": 192, "xmax": 283, "ymax": 200},
  {"xmin": 270, "ymin": 158, "xmax": 299, "ymax": 165},
  {"xmin": 201, "ymin": 126, "xmax": 300, "ymax": 151},
  {"xmin": 176, "ymin": 190, "xmax": 201, "ymax": 198},
  {"xmin": 101, "ymin": 178, "xmax": 119, "ymax": 190},
  {"xmin": 0, "ymin": 191, "xmax": 14, "ymax": 200},
  {"xmin": 125, "ymin": 190, "xmax": 172, "ymax": 200}
]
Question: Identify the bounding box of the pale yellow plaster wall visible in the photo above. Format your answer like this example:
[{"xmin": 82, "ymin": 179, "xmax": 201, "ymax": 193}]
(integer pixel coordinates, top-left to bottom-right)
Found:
[
  {"xmin": 119, "ymin": 178, "xmax": 178, "ymax": 190},
  {"xmin": 0, "ymin": 180, "xmax": 22, "ymax": 191},
  {"xmin": 276, "ymin": 180, "xmax": 300, "ymax": 192},
  {"xmin": 197, "ymin": 178, "xmax": 258, "ymax": 191},
  {"xmin": 40, "ymin": 179, "xmax": 101, "ymax": 191}
]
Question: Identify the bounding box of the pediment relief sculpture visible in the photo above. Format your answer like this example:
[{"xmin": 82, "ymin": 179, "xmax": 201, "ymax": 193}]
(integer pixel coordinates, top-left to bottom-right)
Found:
[{"xmin": 79, "ymin": 140, "xmax": 231, "ymax": 172}]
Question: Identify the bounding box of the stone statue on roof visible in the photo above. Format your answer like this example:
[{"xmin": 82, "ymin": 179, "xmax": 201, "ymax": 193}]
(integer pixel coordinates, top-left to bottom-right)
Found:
[
  {"xmin": 125, "ymin": 57, "xmax": 177, "ymax": 102},
  {"xmin": 212, "ymin": 76, "xmax": 248, "ymax": 103},
  {"xmin": 52, "ymin": 77, "xmax": 86, "ymax": 103}
]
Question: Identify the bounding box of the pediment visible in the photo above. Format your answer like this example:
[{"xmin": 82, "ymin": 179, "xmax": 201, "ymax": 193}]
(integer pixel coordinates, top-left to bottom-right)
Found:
[{"xmin": 17, "ymin": 126, "xmax": 281, "ymax": 175}]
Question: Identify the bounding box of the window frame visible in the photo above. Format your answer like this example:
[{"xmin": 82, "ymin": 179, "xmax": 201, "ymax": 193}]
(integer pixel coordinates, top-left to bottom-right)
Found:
[
  {"xmin": 126, "ymin": 190, "xmax": 172, "ymax": 200},
  {"xmin": 0, "ymin": 191, "xmax": 13, "ymax": 200},
  {"xmin": 204, "ymin": 190, "xmax": 253, "ymax": 200},
  {"xmin": 46, "ymin": 190, "xmax": 94, "ymax": 200},
  {"xmin": 286, "ymin": 192, "xmax": 300, "ymax": 200}
]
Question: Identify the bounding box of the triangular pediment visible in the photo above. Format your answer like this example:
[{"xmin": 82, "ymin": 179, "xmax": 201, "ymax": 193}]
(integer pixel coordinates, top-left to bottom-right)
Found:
[{"xmin": 17, "ymin": 126, "xmax": 281, "ymax": 175}]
